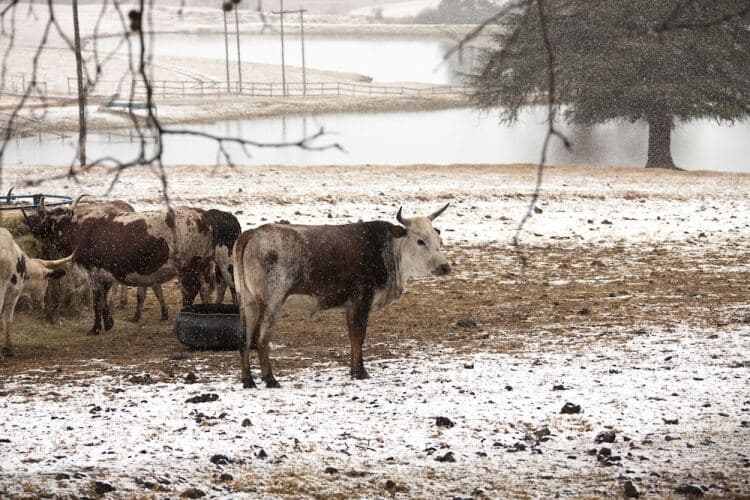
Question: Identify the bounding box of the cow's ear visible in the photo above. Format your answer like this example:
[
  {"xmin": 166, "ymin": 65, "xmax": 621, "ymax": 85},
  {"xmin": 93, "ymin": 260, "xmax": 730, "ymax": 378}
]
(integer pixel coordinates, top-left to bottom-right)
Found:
[
  {"xmin": 46, "ymin": 269, "xmax": 66, "ymax": 280},
  {"xmin": 434, "ymin": 228, "xmax": 441, "ymax": 235},
  {"xmin": 390, "ymin": 225, "xmax": 407, "ymax": 238}
]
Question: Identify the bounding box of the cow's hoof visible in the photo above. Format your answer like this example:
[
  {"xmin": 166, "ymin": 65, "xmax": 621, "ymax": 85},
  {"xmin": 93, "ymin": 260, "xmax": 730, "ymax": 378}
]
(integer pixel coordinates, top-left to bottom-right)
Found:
[
  {"xmin": 160, "ymin": 313, "xmax": 169, "ymax": 321},
  {"xmin": 1, "ymin": 346, "xmax": 14, "ymax": 357},
  {"xmin": 351, "ymin": 368, "xmax": 370, "ymax": 380},
  {"xmin": 87, "ymin": 329, "xmax": 101, "ymax": 336},
  {"xmin": 263, "ymin": 375, "xmax": 281, "ymax": 388},
  {"xmin": 104, "ymin": 319, "xmax": 114, "ymax": 331},
  {"xmin": 242, "ymin": 377, "xmax": 257, "ymax": 389}
]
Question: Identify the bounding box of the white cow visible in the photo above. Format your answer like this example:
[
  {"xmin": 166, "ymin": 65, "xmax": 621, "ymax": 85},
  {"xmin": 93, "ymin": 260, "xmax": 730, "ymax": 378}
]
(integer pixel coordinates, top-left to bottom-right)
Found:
[{"xmin": 0, "ymin": 228, "xmax": 71, "ymax": 357}]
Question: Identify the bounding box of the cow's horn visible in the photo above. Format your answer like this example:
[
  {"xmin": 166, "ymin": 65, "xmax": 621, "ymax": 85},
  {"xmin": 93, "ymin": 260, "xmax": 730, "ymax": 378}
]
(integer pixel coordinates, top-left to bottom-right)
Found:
[
  {"xmin": 6, "ymin": 186, "xmax": 14, "ymax": 202},
  {"xmin": 396, "ymin": 206, "xmax": 410, "ymax": 227},
  {"xmin": 427, "ymin": 202, "xmax": 450, "ymax": 221},
  {"xmin": 70, "ymin": 194, "xmax": 87, "ymax": 211},
  {"xmin": 39, "ymin": 253, "xmax": 74, "ymax": 269}
]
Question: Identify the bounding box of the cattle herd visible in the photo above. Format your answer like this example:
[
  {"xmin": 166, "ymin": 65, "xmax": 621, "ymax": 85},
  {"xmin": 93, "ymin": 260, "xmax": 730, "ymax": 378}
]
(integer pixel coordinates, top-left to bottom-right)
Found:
[{"xmin": 2, "ymin": 196, "xmax": 452, "ymax": 387}]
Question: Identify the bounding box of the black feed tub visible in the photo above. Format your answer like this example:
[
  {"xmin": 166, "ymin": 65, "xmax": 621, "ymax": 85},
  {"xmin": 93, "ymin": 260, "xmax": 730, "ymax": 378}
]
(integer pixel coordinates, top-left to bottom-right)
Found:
[{"xmin": 174, "ymin": 304, "xmax": 242, "ymax": 350}]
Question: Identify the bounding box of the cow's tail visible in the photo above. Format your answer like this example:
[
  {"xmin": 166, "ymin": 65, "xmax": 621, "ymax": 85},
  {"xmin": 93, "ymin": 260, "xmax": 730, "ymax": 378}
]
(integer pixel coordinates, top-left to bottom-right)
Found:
[{"xmin": 232, "ymin": 232, "xmax": 250, "ymax": 350}]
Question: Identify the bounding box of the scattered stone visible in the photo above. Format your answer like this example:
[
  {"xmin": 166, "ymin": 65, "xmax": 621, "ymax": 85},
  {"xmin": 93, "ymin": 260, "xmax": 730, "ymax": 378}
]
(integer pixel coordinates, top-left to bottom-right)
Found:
[
  {"xmin": 186, "ymin": 393, "xmax": 219, "ymax": 404},
  {"xmin": 533, "ymin": 427, "xmax": 551, "ymax": 443},
  {"xmin": 595, "ymin": 430, "xmax": 617, "ymax": 444},
  {"xmin": 601, "ymin": 219, "xmax": 612, "ymax": 225},
  {"xmin": 184, "ymin": 372, "xmax": 197, "ymax": 384},
  {"xmin": 210, "ymin": 454, "xmax": 231, "ymax": 466},
  {"xmin": 219, "ymin": 473, "xmax": 233, "ymax": 482},
  {"xmin": 552, "ymin": 384, "xmax": 567, "ymax": 391},
  {"xmin": 170, "ymin": 352, "xmax": 191, "ymax": 361},
  {"xmin": 463, "ymin": 363, "xmax": 474, "ymax": 369},
  {"xmin": 624, "ymin": 480, "xmax": 640, "ymax": 498},
  {"xmin": 128, "ymin": 373, "xmax": 155, "ymax": 385},
  {"xmin": 241, "ymin": 418, "xmax": 253, "ymax": 427},
  {"xmin": 277, "ymin": 219, "xmax": 290, "ymax": 225},
  {"xmin": 181, "ymin": 487, "xmax": 206, "ymax": 498},
  {"xmin": 505, "ymin": 385, "xmax": 513, "ymax": 391},
  {"xmin": 256, "ymin": 448, "xmax": 268, "ymax": 459},
  {"xmin": 435, "ymin": 451, "xmax": 456, "ymax": 462},
  {"xmin": 456, "ymin": 316, "xmax": 477, "ymax": 328},
  {"xmin": 578, "ymin": 307, "xmax": 591, "ymax": 316},
  {"xmin": 436, "ymin": 416, "xmax": 455, "ymax": 428},
  {"xmin": 533, "ymin": 206, "xmax": 543, "ymax": 214},
  {"xmin": 560, "ymin": 402, "xmax": 582, "ymax": 414},
  {"xmin": 93, "ymin": 481, "xmax": 116, "ymax": 495},
  {"xmin": 674, "ymin": 484, "xmax": 704, "ymax": 496},
  {"xmin": 0, "ymin": 438, "xmax": 10, "ymax": 443},
  {"xmin": 662, "ymin": 417, "xmax": 679, "ymax": 425},
  {"xmin": 55, "ymin": 473, "xmax": 70, "ymax": 480},
  {"xmin": 324, "ymin": 466, "xmax": 339, "ymax": 474}
]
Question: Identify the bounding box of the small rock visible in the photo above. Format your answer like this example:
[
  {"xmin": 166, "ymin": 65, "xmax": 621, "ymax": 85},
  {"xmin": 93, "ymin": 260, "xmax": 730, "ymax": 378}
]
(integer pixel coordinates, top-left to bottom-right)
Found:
[
  {"xmin": 560, "ymin": 402, "xmax": 582, "ymax": 414},
  {"xmin": 256, "ymin": 448, "xmax": 268, "ymax": 459},
  {"xmin": 241, "ymin": 418, "xmax": 252, "ymax": 427},
  {"xmin": 324, "ymin": 466, "xmax": 339, "ymax": 474},
  {"xmin": 624, "ymin": 480, "xmax": 640, "ymax": 498},
  {"xmin": 533, "ymin": 206, "xmax": 543, "ymax": 214},
  {"xmin": 578, "ymin": 307, "xmax": 591, "ymax": 316},
  {"xmin": 674, "ymin": 484, "xmax": 704, "ymax": 496},
  {"xmin": 170, "ymin": 352, "xmax": 190, "ymax": 361},
  {"xmin": 128, "ymin": 373, "xmax": 154, "ymax": 385},
  {"xmin": 219, "ymin": 473, "xmax": 233, "ymax": 482},
  {"xmin": 552, "ymin": 384, "xmax": 567, "ymax": 391},
  {"xmin": 505, "ymin": 385, "xmax": 513, "ymax": 391},
  {"xmin": 186, "ymin": 393, "xmax": 219, "ymax": 404},
  {"xmin": 601, "ymin": 219, "xmax": 612, "ymax": 225},
  {"xmin": 181, "ymin": 487, "xmax": 206, "ymax": 498},
  {"xmin": 435, "ymin": 451, "xmax": 456, "ymax": 462},
  {"xmin": 595, "ymin": 430, "xmax": 617, "ymax": 443},
  {"xmin": 436, "ymin": 416, "xmax": 455, "ymax": 428},
  {"xmin": 55, "ymin": 473, "xmax": 70, "ymax": 480},
  {"xmin": 463, "ymin": 363, "xmax": 474, "ymax": 369},
  {"xmin": 662, "ymin": 417, "xmax": 679, "ymax": 425},
  {"xmin": 93, "ymin": 481, "xmax": 115, "ymax": 495},
  {"xmin": 210, "ymin": 454, "xmax": 231, "ymax": 466},
  {"xmin": 456, "ymin": 316, "xmax": 477, "ymax": 328},
  {"xmin": 277, "ymin": 219, "xmax": 290, "ymax": 225},
  {"xmin": 184, "ymin": 372, "xmax": 197, "ymax": 384}
]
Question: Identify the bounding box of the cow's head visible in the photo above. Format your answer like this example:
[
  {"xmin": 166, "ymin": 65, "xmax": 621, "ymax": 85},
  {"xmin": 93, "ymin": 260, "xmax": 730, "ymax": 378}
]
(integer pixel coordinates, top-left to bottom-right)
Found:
[
  {"xmin": 393, "ymin": 204, "xmax": 451, "ymax": 278},
  {"xmin": 21, "ymin": 195, "xmax": 84, "ymax": 245},
  {"xmin": 22, "ymin": 254, "xmax": 72, "ymax": 308}
]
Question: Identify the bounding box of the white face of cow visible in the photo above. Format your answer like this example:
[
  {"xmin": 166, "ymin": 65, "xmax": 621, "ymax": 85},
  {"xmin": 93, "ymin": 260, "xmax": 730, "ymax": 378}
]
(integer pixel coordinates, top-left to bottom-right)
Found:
[{"xmin": 396, "ymin": 204, "xmax": 451, "ymax": 279}]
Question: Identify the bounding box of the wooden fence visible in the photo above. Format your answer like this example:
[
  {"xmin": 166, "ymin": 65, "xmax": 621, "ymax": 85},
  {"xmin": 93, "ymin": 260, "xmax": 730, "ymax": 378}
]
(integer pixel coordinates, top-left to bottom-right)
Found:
[{"xmin": 70, "ymin": 78, "xmax": 472, "ymax": 99}]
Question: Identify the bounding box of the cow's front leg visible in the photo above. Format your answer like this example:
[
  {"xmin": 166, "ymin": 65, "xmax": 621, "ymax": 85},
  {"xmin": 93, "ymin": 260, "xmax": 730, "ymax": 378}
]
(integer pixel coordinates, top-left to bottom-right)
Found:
[
  {"xmin": 152, "ymin": 284, "xmax": 169, "ymax": 320},
  {"xmin": 345, "ymin": 297, "xmax": 372, "ymax": 380},
  {"xmin": 101, "ymin": 281, "xmax": 114, "ymax": 331},
  {"xmin": 89, "ymin": 287, "xmax": 105, "ymax": 336},
  {"xmin": 0, "ymin": 294, "xmax": 12, "ymax": 358}
]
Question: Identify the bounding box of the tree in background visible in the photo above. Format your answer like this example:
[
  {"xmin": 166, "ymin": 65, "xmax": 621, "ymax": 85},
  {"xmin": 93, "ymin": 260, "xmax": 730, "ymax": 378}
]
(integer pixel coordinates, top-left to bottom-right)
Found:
[{"xmin": 472, "ymin": 1, "xmax": 750, "ymax": 169}]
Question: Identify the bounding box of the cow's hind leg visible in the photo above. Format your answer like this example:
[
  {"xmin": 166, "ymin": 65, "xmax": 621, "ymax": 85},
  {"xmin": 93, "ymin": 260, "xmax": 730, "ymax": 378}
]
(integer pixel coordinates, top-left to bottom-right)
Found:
[
  {"xmin": 101, "ymin": 281, "xmax": 114, "ymax": 331},
  {"xmin": 152, "ymin": 284, "xmax": 169, "ymax": 321},
  {"xmin": 346, "ymin": 298, "xmax": 372, "ymax": 380},
  {"xmin": 256, "ymin": 298, "xmax": 282, "ymax": 388},
  {"xmin": 116, "ymin": 284, "xmax": 128, "ymax": 309},
  {"xmin": 239, "ymin": 298, "xmax": 260, "ymax": 389},
  {"xmin": 131, "ymin": 286, "xmax": 147, "ymax": 322},
  {"xmin": 0, "ymin": 293, "xmax": 10, "ymax": 358},
  {"xmin": 89, "ymin": 286, "xmax": 105, "ymax": 336},
  {"xmin": 1, "ymin": 291, "xmax": 20, "ymax": 357}
]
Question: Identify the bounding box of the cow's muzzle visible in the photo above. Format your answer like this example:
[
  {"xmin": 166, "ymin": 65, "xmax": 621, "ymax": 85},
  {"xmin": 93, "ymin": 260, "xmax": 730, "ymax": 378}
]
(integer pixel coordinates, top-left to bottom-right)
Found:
[{"xmin": 433, "ymin": 263, "xmax": 451, "ymax": 276}]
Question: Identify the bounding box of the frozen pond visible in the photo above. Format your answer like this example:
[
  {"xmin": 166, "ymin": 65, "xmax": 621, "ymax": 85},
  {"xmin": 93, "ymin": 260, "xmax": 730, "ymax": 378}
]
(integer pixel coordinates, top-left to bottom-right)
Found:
[
  {"xmin": 92, "ymin": 33, "xmax": 475, "ymax": 84},
  {"xmin": 5, "ymin": 107, "xmax": 749, "ymax": 172}
]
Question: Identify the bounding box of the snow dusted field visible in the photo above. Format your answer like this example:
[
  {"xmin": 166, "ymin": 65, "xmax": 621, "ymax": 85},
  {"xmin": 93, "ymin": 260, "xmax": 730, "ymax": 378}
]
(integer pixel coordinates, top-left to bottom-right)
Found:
[{"xmin": 1, "ymin": 163, "xmax": 749, "ymax": 498}]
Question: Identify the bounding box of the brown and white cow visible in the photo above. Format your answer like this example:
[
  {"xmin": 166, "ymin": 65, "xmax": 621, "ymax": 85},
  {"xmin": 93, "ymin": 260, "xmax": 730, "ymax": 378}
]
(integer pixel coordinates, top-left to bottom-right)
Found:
[
  {"xmin": 0, "ymin": 228, "xmax": 71, "ymax": 357},
  {"xmin": 23, "ymin": 202, "xmax": 219, "ymax": 336},
  {"xmin": 232, "ymin": 204, "xmax": 451, "ymax": 388}
]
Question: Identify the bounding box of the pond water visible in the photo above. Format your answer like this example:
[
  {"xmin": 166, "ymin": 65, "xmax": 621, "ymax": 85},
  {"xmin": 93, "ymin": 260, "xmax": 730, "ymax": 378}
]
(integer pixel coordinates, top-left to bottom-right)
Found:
[
  {"xmin": 92, "ymin": 33, "xmax": 475, "ymax": 84},
  {"xmin": 5, "ymin": 107, "xmax": 749, "ymax": 172}
]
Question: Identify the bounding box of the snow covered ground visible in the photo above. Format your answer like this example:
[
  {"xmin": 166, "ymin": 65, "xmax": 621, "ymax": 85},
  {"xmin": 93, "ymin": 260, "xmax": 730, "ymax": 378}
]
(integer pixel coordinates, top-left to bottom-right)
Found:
[
  {"xmin": 0, "ymin": 163, "xmax": 748, "ymax": 497},
  {"xmin": 2, "ymin": 323, "xmax": 748, "ymax": 499}
]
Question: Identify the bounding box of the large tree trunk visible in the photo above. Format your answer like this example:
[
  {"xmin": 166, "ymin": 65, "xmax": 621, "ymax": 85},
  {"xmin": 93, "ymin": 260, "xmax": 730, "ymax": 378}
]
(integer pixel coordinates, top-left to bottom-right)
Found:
[{"xmin": 645, "ymin": 112, "xmax": 679, "ymax": 169}]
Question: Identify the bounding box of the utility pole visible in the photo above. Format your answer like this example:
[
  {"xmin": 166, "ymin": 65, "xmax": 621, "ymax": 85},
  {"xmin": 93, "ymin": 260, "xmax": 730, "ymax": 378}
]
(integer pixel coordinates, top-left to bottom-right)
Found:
[
  {"xmin": 223, "ymin": 9, "xmax": 231, "ymax": 92},
  {"xmin": 234, "ymin": 4, "xmax": 242, "ymax": 94},
  {"xmin": 299, "ymin": 8, "xmax": 306, "ymax": 96},
  {"xmin": 272, "ymin": 4, "xmax": 307, "ymax": 97},
  {"xmin": 275, "ymin": 0, "xmax": 287, "ymax": 96},
  {"xmin": 72, "ymin": 0, "xmax": 86, "ymax": 165}
]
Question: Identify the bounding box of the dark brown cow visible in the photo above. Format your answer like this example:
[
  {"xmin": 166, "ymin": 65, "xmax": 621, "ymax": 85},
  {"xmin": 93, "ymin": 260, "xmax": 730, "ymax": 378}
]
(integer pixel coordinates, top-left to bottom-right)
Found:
[
  {"xmin": 23, "ymin": 201, "xmax": 219, "ymax": 335},
  {"xmin": 203, "ymin": 209, "xmax": 241, "ymax": 305},
  {"xmin": 232, "ymin": 204, "xmax": 451, "ymax": 388}
]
